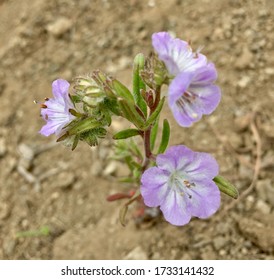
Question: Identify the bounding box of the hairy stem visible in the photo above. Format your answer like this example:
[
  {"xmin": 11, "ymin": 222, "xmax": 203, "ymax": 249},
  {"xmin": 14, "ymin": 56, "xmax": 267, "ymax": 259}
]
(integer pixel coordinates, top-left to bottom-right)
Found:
[{"xmin": 141, "ymin": 85, "xmax": 161, "ymax": 171}]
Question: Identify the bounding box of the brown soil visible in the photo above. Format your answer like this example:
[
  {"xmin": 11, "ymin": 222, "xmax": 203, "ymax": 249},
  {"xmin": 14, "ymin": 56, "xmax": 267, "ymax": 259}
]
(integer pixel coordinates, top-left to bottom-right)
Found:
[{"xmin": 0, "ymin": 0, "xmax": 274, "ymax": 260}]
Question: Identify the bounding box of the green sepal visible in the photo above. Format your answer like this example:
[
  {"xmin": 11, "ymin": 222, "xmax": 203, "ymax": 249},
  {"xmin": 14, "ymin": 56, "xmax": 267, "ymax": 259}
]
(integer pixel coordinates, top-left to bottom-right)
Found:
[
  {"xmin": 69, "ymin": 109, "xmax": 83, "ymax": 118},
  {"xmin": 102, "ymin": 97, "xmax": 121, "ymax": 116},
  {"xmin": 112, "ymin": 79, "xmax": 134, "ymax": 103},
  {"xmin": 68, "ymin": 117, "xmax": 102, "ymax": 135},
  {"xmin": 80, "ymin": 127, "xmax": 107, "ymax": 147},
  {"xmin": 113, "ymin": 129, "xmax": 141, "ymax": 140},
  {"xmin": 70, "ymin": 94, "xmax": 82, "ymax": 104},
  {"xmin": 71, "ymin": 135, "xmax": 80, "ymax": 151},
  {"xmin": 157, "ymin": 119, "xmax": 170, "ymax": 154},
  {"xmin": 213, "ymin": 175, "xmax": 239, "ymax": 199},
  {"xmin": 144, "ymin": 97, "xmax": 165, "ymax": 128},
  {"xmin": 133, "ymin": 53, "xmax": 147, "ymax": 118},
  {"xmin": 118, "ymin": 99, "xmax": 146, "ymax": 129}
]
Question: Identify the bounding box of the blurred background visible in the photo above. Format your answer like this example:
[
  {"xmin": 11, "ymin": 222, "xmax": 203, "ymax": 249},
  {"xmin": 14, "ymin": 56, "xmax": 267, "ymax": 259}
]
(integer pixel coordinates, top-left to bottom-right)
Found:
[{"xmin": 0, "ymin": 0, "xmax": 273, "ymax": 259}]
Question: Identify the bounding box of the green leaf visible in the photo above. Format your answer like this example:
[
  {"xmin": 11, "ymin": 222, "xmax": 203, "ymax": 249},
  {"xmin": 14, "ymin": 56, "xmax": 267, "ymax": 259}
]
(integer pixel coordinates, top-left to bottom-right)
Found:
[
  {"xmin": 133, "ymin": 53, "xmax": 147, "ymax": 118},
  {"xmin": 157, "ymin": 119, "xmax": 170, "ymax": 154},
  {"xmin": 112, "ymin": 79, "xmax": 134, "ymax": 102},
  {"xmin": 118, "ymin": 99, "xmax": 146, "ymax": 129},
  {"xmin": 213, "ymin": 175, "xmax": 239, "ymax": 199},
  {"xmin": 150, "ymin": 117, "xmax": 159, "ymax": 151},
  {"xmin": 113, "ymin": 129, "xmax": 141, "ymax": 140},
  {"xmin": 68, "ymin": 117, "xmax": 101, "ymax": 135},
  {"xmin": 145, "ymin": 97, "xmax": 165, "ymax": 128}
]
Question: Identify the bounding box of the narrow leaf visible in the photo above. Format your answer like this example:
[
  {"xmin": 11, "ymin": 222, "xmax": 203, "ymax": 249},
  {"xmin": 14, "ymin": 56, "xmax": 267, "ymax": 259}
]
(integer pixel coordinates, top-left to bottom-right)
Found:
[
  {"xmin": 157, "ymin": 119, "xmax": 170, "ymax": 154},
  {"xmin": 133, "ymin": 53, "xmax": 147, "ymax": 117},
  {"xmin": 68, "ymin": 117, "xmax": 101, "ymax": 135},
  {"xmin": 112, "ymin": 79, "xmax": 134, "ymax": 102},
  {"xmin": 145, "ymin": 97, "xmax": 165, "ymax": 128},
  {"xmin": 213, "ymin": 175, "xmax": 239, "ymax": 199},
  {"xmin": 118, "ymin": 99, "xmax": 145, "ymax": 129},
  {"xmin": 113, "ymin": 129, "xmax": 141, "ymax": 140},
  {"xmin": 150, "ymin": 117, "xmax": 159, "ymax": 151}
]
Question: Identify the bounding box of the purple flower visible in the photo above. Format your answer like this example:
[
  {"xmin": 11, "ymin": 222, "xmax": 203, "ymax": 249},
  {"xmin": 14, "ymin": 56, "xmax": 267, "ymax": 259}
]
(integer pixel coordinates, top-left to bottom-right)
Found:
[
  {"xmin": 152, "ymin": 32, "xmax": 221, "ymax": 127},
  {"xmin": 141, "ymin": 145, "xmax": 220, "ymax": 226},
  {"xmin": 152, "ymin": 32, "xmax": 207, "ymax": 76},
  {"xmin": 168, "ymin": 63, "xmax": 221, "ymax": 127},
  {"xmin": 39, "ymin": 79, "xmax": 75, "ymax": 137}
]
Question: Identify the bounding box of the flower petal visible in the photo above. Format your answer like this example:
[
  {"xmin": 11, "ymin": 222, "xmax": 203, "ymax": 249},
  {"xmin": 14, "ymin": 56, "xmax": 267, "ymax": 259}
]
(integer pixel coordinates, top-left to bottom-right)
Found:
[
  {"xmin": 185, "ymin": 152, "xmax": 219, "ymax": 180},
  {"xmin": 190, "ymin": 62, "xmax": 217, "ymax": 86},
  {"xmin": 152, "ymin": 32, "xmax": 181, "ymax": 75},
  {"xmin": 189, "ymin": 84, "xmax": 221, "ymax": 115},
  {"xmin": 152, "ymin": 32, "xmax": 207, "ymax": 75},
  {"xmin": 52, "ymin": 79, "xmax": 70, "ymax": 100},
  {"xmin": 160, "ymin": 189, "xmax": 191, "ymax": 226},
  {"xmin": 39, "ymin": 120, "xmax": 63, "ymax": 137},
  {"xmin": 168, "ymin": 71, "xmax": 194, "ymax": 105},
  {"xmin": 187, "ymin": 180, "xmax": 221, "ymax": 219},
  {"xmin": 141, "ymin": 167, "xmax": 170, "ymax": 207}
]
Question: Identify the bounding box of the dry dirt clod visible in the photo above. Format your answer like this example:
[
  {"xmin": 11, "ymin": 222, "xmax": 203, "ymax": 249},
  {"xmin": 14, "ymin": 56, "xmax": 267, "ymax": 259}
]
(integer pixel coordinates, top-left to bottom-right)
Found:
[
  {"xmin": 0, "ymin": 137, "xmax": 6, "ymax": 157},
  {"xmin": 124, "ymin": 246, "xmax": 148, "ymax": 260},
  {"xmin": 237, "ymin": 216, "xmax": 274, "ymax": 253},
  {"xmin": 255, "ymin": 199, "xmax": 271, "ymax": 215},
  {"xmin": 234, "ymin": 47, "xmax": 253, "ymax": 70},
  {"xmin": 46, "ymin": 17, "xmax": 73, "ymax": 38}
]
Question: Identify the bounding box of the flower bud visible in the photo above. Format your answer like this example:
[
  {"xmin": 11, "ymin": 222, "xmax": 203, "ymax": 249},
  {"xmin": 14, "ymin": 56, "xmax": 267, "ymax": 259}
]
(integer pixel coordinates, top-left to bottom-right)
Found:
[{"xmin": 141, "ymin": 54, "xmax": 168, "ymax": 89}]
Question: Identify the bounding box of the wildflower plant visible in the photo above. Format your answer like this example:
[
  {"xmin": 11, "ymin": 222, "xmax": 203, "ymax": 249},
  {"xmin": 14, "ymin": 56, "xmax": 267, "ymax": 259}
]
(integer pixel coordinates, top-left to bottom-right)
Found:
[{"xmin": 37, "ymin": 32, "xmax": 238, "ymax": 226}]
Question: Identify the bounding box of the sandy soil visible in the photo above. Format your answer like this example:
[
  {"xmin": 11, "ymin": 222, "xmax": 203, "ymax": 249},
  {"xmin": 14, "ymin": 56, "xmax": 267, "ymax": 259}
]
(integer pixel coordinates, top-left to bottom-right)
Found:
[{"xmin": 0, "ymin": 0, "xmax": 274, "ymax": 260}]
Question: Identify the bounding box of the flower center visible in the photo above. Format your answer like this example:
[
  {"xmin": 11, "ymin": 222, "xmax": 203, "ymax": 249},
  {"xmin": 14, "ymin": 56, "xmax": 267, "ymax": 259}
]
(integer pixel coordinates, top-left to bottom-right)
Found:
[
  {"xmin": 175, "ymin": 91, "xmax": 199, "ymax": 119},
  {"xmin": 176, "ymin": 91, "xmax": 196, "ymax": 107},
  {"xmin": 169, "ymin": 172, "xmax": 195, "ymax": 199}
]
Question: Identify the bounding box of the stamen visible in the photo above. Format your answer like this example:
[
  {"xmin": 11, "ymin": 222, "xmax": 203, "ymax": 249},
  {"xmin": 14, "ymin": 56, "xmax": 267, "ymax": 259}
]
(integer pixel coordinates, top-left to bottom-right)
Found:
[
  {"xmin": 44, "ymin": 97, "xmax": 49, "ymax": 101},
  {"xmin": 41, "ymin": 104, "xmax": 47, "ymax": 109},
  {"xmin": 183, "ymin": 180, "xmax": 196, "ymax": 188}
]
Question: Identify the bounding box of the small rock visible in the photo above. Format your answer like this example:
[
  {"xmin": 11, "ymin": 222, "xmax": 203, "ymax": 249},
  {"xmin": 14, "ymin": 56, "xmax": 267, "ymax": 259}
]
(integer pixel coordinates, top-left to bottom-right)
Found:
[
  {"xmin": 103, "ymin": 161, "xmax": 117, "ymax": 176},
  {"xmin": 3, "ymin": 239, "xmax": 17, "ymax": 257},
  {"xmin": 124, "ymin": 246, "xmax": 148, "ymax": 260},
  {"xmin": 234, "ymin": 113, "xmax": 252, "ymax": 132},
  {"xmin": 18, "ymin": 143, "xmax": 35, "ymax": 160},
  {"xmin": 229, "ymin": 132, "xmax": 243, "ymax": 149},
  {"xmin": 219, "ymin": 249, "xmax": 227, "ymax": 256},
  {"xmin": 200, "ymin": 245, "xmax": 217, "ymax": 260},
  {"xmin": 213, "ymin": 236, "xmax": 228, "ymax": 250},
  {"xmin": 47, "ymin": 17, "xmax": 73, "ymax": 37},
  {"xmin": 245, "ymin": 195, "xmax": 255, "ymax": 211},
  {"xmin": 239, "ymin": 160, "xmax": 253, "ymax": 180},
  {"xmin": 264, "ymin": 68, "xmax": 274, "ymax": 76},
  {"xmin": 238, "ymin": 216, "xmax": 274, "ymax": 253},
  {"xmin": 212, "ymin": 27, "xmax": 224, "ymax": 40},
  {"xmin": 0, "ymin": 137, "xmax": 6, "ymax": 157},
  {"xmin": 237, "ymin": 76, "xmax": 251, "ymax": 88},
  {"xmin": 234, "ymin": 47, "xmax": 253, "ymax": 70},
  {"xmin": 0, "ymin": 202, "xmax": 11, "ymax": 220},
  {"xmin": 256, "ymin": 179, "xmax": 274, "ymax": 207},
  {"xmin": 255, "ymin": 199, "xmax": 271, "ymax": 214},
  {"xmin": 55, "ymin": 172, "xmax": 75, "ymax": 189},
  {"xmin": 51, "ymin": 192, "xmax": 60, "ymax": 200}
]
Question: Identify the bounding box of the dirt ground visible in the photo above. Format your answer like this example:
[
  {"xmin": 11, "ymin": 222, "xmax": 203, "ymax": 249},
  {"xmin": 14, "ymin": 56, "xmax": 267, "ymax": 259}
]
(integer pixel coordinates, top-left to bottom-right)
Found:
[{"xmin": 0, "ymin": 0, "xmax": 274, "ymax": 260}]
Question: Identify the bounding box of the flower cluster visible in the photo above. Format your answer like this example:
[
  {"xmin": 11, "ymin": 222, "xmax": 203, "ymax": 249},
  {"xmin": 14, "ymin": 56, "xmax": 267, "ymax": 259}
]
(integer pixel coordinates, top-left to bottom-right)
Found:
[
  {"xmin": 152, "ymin": 32, "xmax": 221, "ymax": 127},
  {"xmin": 37, "ymin": 31, "xmax": 237, "ymax": 227}
]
